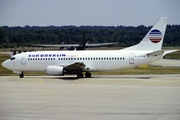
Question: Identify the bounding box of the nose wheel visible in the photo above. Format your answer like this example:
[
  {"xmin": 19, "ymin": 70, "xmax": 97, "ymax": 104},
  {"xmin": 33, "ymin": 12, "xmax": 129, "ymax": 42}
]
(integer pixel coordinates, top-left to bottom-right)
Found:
[{"xmin": 19, "ymin": 72, "xmax": 24, "ymax": 78}]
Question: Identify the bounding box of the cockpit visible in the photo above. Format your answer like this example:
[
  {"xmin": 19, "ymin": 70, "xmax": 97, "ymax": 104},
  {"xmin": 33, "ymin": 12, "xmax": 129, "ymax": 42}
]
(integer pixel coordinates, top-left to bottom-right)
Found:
[{"xmin": 10, "ymin": 57, "xmax": 16, "ymax": 60}]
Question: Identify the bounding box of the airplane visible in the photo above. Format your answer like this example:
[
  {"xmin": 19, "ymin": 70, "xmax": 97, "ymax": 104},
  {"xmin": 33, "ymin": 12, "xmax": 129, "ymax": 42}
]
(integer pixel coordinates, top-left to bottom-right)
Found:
[
  {"xmin": 2, "ymin": 17, "xmax": 178, "ymax": 78},
  {"xmin": 33, "ymin": 32, "xmax": 118, "ymax": 50}
]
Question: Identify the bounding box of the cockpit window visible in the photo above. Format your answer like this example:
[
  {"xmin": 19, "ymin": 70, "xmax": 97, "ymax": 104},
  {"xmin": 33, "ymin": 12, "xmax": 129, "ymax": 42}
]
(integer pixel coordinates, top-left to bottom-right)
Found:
[{"xmin": 10, "ymin": 57, "xmax": 15, "ymax": 60}]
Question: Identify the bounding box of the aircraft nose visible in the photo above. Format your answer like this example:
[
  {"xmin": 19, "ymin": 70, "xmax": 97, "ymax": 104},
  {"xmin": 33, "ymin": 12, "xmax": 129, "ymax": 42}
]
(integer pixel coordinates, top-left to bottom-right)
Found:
[{"xmin": 2, "ymin": 60, "xmax": 8, "ymax": 69}]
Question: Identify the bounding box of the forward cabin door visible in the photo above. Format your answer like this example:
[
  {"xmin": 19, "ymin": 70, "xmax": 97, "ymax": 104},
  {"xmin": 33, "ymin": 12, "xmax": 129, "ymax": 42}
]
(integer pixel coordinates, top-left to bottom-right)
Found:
[
  {"xmin": 21, "ymin": 54, "xmax": 26, "ymax": 65},
  {"xmin": 129, "ymin": 53, "xmax": 134, "ymax": 64}
]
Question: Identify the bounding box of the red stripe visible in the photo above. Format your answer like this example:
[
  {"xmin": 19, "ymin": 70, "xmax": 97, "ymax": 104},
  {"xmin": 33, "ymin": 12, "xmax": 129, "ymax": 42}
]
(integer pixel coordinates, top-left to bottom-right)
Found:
[{"xmin": 150, "ymin": 38, "xmax": 161, "ymax": 41}]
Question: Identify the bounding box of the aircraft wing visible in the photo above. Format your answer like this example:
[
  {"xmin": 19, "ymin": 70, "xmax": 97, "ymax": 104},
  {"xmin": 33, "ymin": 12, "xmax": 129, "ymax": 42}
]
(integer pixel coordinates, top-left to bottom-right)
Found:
[
  {"xmin": 63, "ymin": 62, "xmax": 86, "ymax": 71},
  {"xmin": 33, "ymin": 44, "xmax": 81, "ymax": 47},
  {"xmin": 85, "ymin": 42, "xmax": 118, "ymax": 47}
]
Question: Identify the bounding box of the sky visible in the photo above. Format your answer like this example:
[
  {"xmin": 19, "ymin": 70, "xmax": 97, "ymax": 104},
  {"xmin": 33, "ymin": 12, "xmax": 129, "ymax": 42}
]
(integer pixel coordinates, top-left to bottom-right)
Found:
[{"xmin": 0, "ymin": 0, "xmax": 180, "ymax": 27}]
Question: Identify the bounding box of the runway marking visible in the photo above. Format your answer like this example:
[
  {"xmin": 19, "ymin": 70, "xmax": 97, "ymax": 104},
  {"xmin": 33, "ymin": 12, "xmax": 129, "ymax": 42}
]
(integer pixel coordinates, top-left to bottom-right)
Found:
[{"xmin": 39, "ymin": 80, "xmax": 43, "ymax": 83}]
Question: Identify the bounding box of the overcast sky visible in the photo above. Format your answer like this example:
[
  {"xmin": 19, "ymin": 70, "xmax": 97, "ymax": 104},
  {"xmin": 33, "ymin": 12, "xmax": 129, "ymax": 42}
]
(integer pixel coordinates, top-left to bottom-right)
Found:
[{"xmin": 0, "ymin": 0, "xmax": 180, "ymax": 27}]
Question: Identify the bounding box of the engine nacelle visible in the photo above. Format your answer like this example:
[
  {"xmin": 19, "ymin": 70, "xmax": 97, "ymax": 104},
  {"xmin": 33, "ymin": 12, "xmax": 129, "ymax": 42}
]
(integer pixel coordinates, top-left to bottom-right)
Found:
[{"xmin": 46, "ymin": 65, "xmax": 64, "ymax": 76}]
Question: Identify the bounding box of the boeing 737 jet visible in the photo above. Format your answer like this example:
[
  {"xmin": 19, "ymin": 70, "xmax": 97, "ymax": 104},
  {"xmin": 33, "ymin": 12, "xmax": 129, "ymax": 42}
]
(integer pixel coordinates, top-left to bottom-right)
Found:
[{"xmin": 2, "ymin": 17, "xmax": 177, "ymax": 78}]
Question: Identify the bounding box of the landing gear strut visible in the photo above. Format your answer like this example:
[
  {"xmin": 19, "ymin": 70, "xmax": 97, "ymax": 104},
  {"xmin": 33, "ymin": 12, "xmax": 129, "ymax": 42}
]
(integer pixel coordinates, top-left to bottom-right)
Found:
[
  {"xmin": 77, "ymin": 72, "xmax": 92, "ymax": 78},
  {"xmin": 77, "ymin": 73, "xmax": 84, "ymax": 78},
  {"xmin": 19, "ymin": 72, "xmax": 24, "ymax": 78}
]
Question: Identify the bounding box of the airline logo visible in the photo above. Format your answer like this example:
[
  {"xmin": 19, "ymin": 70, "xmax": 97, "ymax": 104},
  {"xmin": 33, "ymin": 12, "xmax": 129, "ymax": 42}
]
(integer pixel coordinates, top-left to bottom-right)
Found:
[
  {"xmin": 28, "ymin": 54, "xmax": 66, "ymax": 57},
  {"xmin": 149, "ymin": 29, "xmax": 162, "ymax": 43}
]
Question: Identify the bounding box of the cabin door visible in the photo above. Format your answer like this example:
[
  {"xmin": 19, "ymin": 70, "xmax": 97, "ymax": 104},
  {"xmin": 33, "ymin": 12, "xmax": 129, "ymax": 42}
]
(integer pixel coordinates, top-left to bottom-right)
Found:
[
  {"xmin": 21, "ymin": 54, "xmax": 26, "ymax": 65},
  {"xmin": 129, "ymin": 53, "xmax": 134, "ymax": 64}
]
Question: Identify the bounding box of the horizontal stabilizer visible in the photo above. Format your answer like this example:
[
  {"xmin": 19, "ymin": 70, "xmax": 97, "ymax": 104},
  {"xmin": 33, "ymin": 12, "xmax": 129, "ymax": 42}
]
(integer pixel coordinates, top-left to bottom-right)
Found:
[
  {"xmin": 163, "ymin": 49, "xmax": 179, "ymax": 56},
  {"xmin": 147, "ymin": 50, "xmax": 164, "ymax": 56}
]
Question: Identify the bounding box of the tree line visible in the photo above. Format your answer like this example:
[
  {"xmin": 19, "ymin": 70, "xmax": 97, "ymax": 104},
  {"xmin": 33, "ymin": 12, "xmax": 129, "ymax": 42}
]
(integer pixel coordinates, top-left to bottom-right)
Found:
[{"xmin": 0, "ymin": 25, "xmax": 180, "ymax": 48}]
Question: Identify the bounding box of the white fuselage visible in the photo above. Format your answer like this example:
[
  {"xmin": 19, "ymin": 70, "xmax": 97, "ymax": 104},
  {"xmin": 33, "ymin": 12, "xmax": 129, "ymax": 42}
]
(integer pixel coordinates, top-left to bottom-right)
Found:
[{"xmin": 2, "ymin": 49, "xmax": 163, "ymax": 73}]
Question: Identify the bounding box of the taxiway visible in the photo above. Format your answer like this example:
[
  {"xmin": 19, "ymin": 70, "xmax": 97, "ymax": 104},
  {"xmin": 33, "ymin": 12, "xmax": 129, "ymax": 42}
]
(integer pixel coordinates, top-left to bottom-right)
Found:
[{"xmin": 0, "ymin": 75, "xmax": 180, "ymax": 120}]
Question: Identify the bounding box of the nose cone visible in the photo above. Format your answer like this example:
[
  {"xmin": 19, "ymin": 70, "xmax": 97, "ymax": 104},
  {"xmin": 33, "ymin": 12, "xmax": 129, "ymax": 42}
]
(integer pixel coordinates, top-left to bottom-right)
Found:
[
  {"xmin": 2, "ymin": 60, "xmax": 12, "ymax": 70},
  {"xmin": 2, "ymin": 60, "xmax": 8, "ymax": 69}
]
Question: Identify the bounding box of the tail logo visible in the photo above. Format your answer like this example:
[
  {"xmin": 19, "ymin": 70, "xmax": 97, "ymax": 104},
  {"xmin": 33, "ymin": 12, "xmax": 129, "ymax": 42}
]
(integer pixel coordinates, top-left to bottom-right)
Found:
[{"xmin": 149, "ymin": 29, "xmax": 162, "ymax": 43}]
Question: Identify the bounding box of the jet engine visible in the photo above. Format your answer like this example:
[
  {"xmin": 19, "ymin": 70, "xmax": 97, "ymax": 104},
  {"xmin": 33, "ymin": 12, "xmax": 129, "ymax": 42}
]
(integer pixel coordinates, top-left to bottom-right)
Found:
[{"xmin": 46, "ymin": 65, "xmax": 64, "ymax": 76}]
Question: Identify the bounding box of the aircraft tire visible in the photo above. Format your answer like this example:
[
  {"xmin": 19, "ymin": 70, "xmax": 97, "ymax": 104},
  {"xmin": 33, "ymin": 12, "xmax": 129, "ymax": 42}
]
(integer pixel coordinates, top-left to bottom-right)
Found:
[
  {"xmin": 19, "ymin": 73, "xmax": 24, "ymax": 78},
  {"xmin": 77, "ymin": 73, "xmax": 83, "ymax": 78},
  {"xmin": 85, "ymin": 72, "xmax": 91, "ymax": 78}
]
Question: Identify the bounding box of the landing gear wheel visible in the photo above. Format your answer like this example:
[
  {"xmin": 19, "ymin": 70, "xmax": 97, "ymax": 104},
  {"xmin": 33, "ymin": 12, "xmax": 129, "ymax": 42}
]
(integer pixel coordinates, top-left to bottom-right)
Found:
[
  {"xmin": 19, "ymin": 72, "xmax": 24, "ymax": 78},
  {"xmin": 85, "ymin": 72, "xmax": 91, "ymax": 78},
  {"xmin": 77, "ymin": 73, "xmax": 83, "ymax": 78}
]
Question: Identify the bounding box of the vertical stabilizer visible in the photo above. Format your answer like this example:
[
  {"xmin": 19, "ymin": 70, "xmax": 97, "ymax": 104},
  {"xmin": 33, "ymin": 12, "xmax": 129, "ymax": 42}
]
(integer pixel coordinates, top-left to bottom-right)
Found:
[{"xmin": 123, "ymin": 17, "xmax": 167, "ymax": 51}]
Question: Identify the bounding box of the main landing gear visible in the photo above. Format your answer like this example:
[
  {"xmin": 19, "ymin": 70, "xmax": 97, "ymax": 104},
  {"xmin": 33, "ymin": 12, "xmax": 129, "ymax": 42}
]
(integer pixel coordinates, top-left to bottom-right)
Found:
[
  {"xmin": 77, "ymin": 72, "xmax": 91, "ymax": 78},
  {"xmin": 19, "ymin": 72, "xmax": 24, "ymax": 78},
  {"xmin": 85, "ymin": 72, "xmax": 91, "ymax": 78}
]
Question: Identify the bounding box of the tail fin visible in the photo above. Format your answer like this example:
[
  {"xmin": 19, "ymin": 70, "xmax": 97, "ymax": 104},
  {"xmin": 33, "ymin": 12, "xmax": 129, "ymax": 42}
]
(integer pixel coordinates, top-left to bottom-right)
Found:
[{"xmin": 123, "ymin": 17, "xmax": 168, "ymax": 51}]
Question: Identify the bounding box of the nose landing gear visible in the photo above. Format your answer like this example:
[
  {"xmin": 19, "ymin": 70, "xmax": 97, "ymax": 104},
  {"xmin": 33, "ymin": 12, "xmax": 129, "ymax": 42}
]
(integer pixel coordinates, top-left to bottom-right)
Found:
[{"xmin": 19, "ymin": 72, "xmax": 24, "ymax": 78}]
